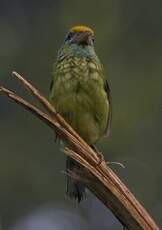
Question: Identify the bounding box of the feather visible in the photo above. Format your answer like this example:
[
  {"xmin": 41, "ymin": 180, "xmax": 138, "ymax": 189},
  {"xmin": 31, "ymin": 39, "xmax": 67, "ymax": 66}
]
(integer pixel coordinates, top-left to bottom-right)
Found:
[{"xmin": 104, "ymin": 80, "xmax": 112, "ymax": 136}]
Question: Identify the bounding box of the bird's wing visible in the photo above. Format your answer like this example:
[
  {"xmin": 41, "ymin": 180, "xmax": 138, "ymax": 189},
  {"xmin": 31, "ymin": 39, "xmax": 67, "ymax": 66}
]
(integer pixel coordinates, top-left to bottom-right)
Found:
[{"xmin": 104, "ymin": 79, "xmax": 112, "ymax": 136}]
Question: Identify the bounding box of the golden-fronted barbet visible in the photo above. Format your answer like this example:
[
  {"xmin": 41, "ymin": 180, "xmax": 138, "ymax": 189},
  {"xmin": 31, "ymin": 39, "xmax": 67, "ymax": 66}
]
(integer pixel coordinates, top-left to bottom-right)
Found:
[{"xmin": 49, "ymin": 25, "xmax": 112, "ymax": 202}]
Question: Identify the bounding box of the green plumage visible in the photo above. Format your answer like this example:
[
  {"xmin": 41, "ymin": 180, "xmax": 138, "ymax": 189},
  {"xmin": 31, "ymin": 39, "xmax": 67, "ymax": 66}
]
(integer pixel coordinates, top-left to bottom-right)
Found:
[{"xmin": 49, "ymin": 29, "xmax": 111, "ymax": 202}]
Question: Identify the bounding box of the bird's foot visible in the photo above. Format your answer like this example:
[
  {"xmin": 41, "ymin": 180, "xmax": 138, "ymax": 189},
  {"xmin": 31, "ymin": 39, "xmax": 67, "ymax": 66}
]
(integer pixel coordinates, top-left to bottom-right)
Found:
[
  {"xmin": 90, "ymin": 145, "xmax": 125, "ymax": 168},
  {"xmin": 96, "ymin": 150, "xmax": 105, "ymax": 165},
  {"xmin": 90, "ymin": 145, "xmax": 105, "ymax": 165}
]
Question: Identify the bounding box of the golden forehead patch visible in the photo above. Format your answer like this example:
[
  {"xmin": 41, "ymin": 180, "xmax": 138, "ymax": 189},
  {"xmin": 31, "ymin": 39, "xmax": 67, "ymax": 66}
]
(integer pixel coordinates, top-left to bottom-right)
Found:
[{"xmin": 70, "ymin": 25, "xmax": 94, "ymax": 35}]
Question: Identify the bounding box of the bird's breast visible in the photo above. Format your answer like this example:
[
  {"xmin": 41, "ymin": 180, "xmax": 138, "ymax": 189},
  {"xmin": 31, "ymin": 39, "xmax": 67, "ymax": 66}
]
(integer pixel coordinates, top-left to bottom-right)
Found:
[
  {"xmin": 50, "ymin": 56, "xmax": 108, "ymax": 144},
  {"xmin": 56, "ymin": 56, "xmax": 103, "ymax": 84}
]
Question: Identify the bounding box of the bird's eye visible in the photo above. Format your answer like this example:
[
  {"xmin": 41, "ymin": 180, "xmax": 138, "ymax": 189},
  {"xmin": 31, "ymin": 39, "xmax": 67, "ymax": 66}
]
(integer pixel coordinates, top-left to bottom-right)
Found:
[
  {"xmin": 65, "ymin": 32, "xmax": 73, "ymax": 41},
  {"xmin": 92, "ymin": 37, "xmax": 95, "ymax": 43}
]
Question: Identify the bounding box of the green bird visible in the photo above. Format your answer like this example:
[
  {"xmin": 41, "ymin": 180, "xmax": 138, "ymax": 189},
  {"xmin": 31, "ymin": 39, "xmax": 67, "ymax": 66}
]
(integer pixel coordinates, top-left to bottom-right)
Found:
[{"xmin": 49, "ymin": 25, "xmax": 112, "ymax": 202}]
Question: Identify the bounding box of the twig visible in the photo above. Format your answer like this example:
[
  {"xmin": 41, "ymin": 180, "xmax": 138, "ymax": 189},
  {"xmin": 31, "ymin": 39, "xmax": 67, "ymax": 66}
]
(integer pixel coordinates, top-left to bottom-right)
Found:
[
  {"xmin": 0, "ymin": 72, "xmax": 159, "ymax": 230},
  {"xmin": 12, "ymin": 71, "xmax": 92, "ymax": 146}
]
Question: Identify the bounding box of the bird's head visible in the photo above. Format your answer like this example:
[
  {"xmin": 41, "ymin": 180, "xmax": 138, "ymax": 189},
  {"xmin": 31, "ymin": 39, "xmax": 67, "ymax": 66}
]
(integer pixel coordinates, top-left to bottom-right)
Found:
[{"xmin": 64, "ymin": 25, "xmax": 95, "ymax": 47}]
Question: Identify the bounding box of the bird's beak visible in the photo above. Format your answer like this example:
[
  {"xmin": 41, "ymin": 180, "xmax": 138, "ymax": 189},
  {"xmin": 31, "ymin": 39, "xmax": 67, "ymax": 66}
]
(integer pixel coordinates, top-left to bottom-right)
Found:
[{"xmin": 72, "ymin": 31, "xmax": 93, "ymax": 45}]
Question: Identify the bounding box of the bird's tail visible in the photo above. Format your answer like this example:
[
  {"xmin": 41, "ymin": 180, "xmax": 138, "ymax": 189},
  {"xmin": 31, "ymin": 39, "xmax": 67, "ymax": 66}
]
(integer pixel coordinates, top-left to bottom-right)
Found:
[{"xmin": 66, "ymin": 156, "xmax": 86, "ymax": 202}]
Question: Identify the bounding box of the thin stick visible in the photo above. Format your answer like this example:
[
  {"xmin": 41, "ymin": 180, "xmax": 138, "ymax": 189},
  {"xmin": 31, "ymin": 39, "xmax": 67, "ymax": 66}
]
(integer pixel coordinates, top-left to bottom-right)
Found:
[
  {"xmin": 0, "ymin": 73, "xmax": 159, "ymax": 230},
  {"xmin": 12, "ymin": 72, "xmax": 90, "ymax": 144},
  {"xmin": 12, "ymin": 71, "xmax": 99, "ymax": 164},
  {"xmin": 0, "ymin": 86, "xmax": 98, "ymax": 165},
  {"xmin": 0, "ymin": 86, "xmax": 60, "ymax": 129}
]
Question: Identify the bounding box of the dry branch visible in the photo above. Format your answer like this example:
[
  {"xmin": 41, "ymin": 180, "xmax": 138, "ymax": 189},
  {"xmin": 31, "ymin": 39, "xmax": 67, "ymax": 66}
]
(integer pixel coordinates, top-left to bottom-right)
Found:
[{"xmin": 0, "ymin": 72, "xmax": 159, "ymax": 230}]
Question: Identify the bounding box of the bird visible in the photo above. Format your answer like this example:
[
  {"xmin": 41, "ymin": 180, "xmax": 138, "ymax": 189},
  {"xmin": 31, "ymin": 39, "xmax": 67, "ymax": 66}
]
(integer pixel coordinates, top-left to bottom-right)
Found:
[{"xmin": 49, "ymin": 25, "xmax": 112, "ymax": 202}]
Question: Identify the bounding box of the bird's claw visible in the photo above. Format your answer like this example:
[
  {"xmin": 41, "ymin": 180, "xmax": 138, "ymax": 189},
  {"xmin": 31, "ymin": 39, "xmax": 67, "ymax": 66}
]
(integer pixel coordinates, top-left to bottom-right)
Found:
[
  {"xmin": 96, "ymin": 151, "xmax": 105, "ymax": 165},
  {"xmin": 90, "ymin": 145, "xmax": 105, "ymax": 166}
]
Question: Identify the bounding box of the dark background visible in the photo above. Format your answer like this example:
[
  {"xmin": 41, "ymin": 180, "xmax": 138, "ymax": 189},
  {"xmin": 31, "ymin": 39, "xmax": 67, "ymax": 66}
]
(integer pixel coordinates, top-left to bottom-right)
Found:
[{"xmin": 0, "ymin": 0, "xmax": 162, "ymax": 229}]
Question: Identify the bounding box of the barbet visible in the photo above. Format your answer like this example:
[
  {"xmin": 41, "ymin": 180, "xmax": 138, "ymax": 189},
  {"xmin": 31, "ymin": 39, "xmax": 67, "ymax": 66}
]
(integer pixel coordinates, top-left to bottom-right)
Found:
[{"xmin": 49, "ymin": 25, "xmax": 112, "ymax": 202}]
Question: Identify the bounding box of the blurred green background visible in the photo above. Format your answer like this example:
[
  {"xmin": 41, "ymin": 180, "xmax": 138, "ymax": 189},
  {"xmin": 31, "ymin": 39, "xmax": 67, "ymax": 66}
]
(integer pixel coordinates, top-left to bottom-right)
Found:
[{"xmin": 0, "ymin": 0, "xmax": 162, "ymax": 229}]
